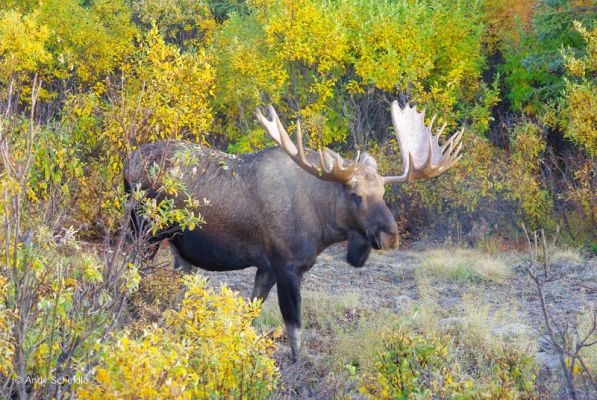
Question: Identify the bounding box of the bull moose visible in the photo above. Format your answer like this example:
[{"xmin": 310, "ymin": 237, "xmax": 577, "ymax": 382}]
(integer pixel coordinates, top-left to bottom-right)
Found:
[{"xmin": 124, "ymin": 101, "xmax": 463, "ymax": 359}]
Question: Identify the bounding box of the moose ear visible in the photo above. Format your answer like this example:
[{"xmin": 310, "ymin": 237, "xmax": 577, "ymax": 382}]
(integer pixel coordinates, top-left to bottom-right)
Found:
[{"xmin": 358, "ymin": 152, "xmax": 378, "ymax": 171}]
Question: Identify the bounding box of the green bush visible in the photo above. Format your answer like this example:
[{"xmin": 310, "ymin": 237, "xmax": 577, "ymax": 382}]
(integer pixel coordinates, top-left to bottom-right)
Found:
[{"xmin": 359, "ymin": 327, "xmax": 537, "ymax": 399}]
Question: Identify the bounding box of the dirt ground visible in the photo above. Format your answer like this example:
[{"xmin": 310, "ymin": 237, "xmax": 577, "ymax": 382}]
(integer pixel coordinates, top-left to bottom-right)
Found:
[{"xmin": 156, "ymin": 242, "xmax": 597, "ymax": 399}]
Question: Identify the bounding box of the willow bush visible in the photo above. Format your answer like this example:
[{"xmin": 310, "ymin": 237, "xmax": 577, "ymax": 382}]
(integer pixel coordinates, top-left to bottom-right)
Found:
[{"xmin": 77, "ymin": 276, "xmax": 278, "ymax": 400}]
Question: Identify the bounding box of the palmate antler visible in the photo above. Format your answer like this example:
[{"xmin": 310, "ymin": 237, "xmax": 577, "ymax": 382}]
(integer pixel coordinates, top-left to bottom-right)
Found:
[
  {"xmin": 256, "ymin": 105, "xmax": 360, "ymax": 184},
  {"xmin": 382, "ymin": 101, "xmax": 463, "ymax": 184}
]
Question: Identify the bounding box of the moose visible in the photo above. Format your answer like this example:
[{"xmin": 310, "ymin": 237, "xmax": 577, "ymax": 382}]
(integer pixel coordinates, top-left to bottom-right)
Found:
[{"xmin": 124, "ymin": 101, "xmax": 463, "ymax": 359}]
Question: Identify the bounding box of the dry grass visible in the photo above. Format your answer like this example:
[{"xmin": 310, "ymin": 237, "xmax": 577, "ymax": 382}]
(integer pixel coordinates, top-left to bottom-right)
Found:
[
  {"xmin": 255, "ymin": 265, "xmax": 535, "ymax": 395},
  {"xmin": 255, "ymin": 290, "xmax": 395, "ymax": 373},
  {"xmin": 415, "ymin": 247, "xmax": 513, "ymax": 283},
  {"xmin": 552, "ymin": 246, "xmax": 585, "ymax": 264},
  {"xmin": 401, "ymin": 282, "xmax": 532, "ymax": 351},
  {"xmin": 578, "ymin": 308, "xmax": 597, "ymax": 377}
]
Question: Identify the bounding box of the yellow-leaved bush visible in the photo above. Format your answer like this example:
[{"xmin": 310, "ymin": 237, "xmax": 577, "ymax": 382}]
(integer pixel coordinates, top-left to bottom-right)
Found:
[
  {"xmin": 131, "ymin": 0, "xmax": 217, "ymax": 48},
  {"xmin": 66, "ymin": 25, "xmax": 214, "ymax": 228},
  {"xmin": 0, "ymin": 9, "xmax": 50, "ymax": 82},
  {"xmin": 78, "ymin": 275, "xmax": 278, "ymax": 399},
  {"xmin": 557, "ymin": 21, "xmax": 596, "ymax": 242},
  {"xmin": 563, "ymin": 22, "xmax": 597, "ymax": 157},
  {"xmin": 36, "ymin": 0, "xmax": 136, "ymax": 84},
  {"xmin": 214, "ymin": 0, "xmax": 350, "ymax": 151},
  {"xmin": 214, "ymin": 0, "xmax": 490, "ymax": 151},
  {"xmin": 0, "ymin": 274, "xmax": 15, "ymax": 377}
]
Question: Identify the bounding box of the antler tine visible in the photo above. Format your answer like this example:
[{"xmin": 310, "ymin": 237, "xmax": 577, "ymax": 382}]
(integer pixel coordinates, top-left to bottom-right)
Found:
[
  {"xmin": 428, "ymin": 114, "xmax": 437, "ymax": 133},
  {"xmin": 296, "ymin": 120, "xmax": 308, "ymax": 163},
  {"xmin": 272, "ymin": 107, "xmax": 299, "ymax": 156},
  {"xmin": 353, "ymin": 150, "xmax": 361, "ymax": 167},
  {"xmin": 438, "ymin": 122, "xmax": 447, "ymax": 137},
  {"xmin": 318, "ymin": 147, "xmax": 329, "ymax": 172},
  {"xmin": 256, "ymin": 105, "xmax": 358, "ymax": 184},
  {"xmin": 442, "ymin": 127, "xmax": 464, "ymax": 153}
]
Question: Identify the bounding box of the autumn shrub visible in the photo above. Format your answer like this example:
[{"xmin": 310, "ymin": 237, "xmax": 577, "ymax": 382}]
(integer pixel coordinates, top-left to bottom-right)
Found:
[
  {"xmin": 359, "ymin": 326, "xmax": 537, "ymax": 399},
  {"xmin": 558, "ymin": 21, "xmax": 596, "ymax": 245},
  {"xmin": 356, "ymin": 271, "xmax": 538, "ymax": 399},
  {"xmin": 0, "ymin": 79, "xmax": 202, "ymax": 398},
  {"xmin": 0, "ymin": 274, "xmax": 15, "ymax": 377},
  {"xmin": 498, "ymin": 2, "xmax": 596, "ymax": 244},
  {"xmin": 0, "ymin": 218, "xmax": 143, "ymax": 398},
  {"xmin": 78, "ymin": 275, "xmax": 278, "ymax": 399},
  {"xmin": 212, "ymin": 0, "xmax": 491, "ymax": 150},
  {"xmin": 0, "ymin": 0, "xmax": 594, "ymax": 245},
  {"xmin": 130, "ymin": 0, "xmax": 217, "ymax": 48},
  {"xmin": 63, "ymin": 25, "xmax": 214, "ymax": 229}
]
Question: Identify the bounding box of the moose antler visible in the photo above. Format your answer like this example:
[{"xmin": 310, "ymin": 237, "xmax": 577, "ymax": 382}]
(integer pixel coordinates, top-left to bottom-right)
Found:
[
  {"xmin": 382, "ymin": 101, "xmax": 463, "ymax": 184},
  {"xmin": 256, "ymin": 105, "xmax": 360, "ymax": 184}
]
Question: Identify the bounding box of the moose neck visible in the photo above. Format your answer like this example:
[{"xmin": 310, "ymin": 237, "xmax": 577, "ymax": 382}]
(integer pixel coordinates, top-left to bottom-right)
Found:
[{"xmin": 307, "ymin": 177, "xmax": 355, "ymax": 248}]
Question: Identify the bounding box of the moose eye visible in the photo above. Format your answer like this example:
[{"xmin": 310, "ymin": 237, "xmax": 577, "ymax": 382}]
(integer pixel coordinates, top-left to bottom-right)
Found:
[{"xmin": 351, "ymin": 193, "xmax": 362, "ymax": 206}]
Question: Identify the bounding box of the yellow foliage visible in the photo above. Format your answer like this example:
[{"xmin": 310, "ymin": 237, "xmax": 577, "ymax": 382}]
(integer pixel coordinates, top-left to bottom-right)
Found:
[
  {"xmin": 564, "ymin": 23, "xmax": 597, "ymax": 157},
  {"xmin": 506, "ymin": 121, "xmax": 552, "ymax": 227},
  {"xmin": 564, "ymin": 160, "xmax": 597, "ymax": 236},
  {"xmin": 263, "ymin": 0, "xmax": 347, "ymax": 75},
  {"xmin": 78, "ymin": 275, "xmax": 278, "ymax": 399},
  {"xmin": 0, "ymin": 9, "xmax": 50, "ymax": 80},
  {"xmin": 565, "ymin": 83, "xmax": 596, "ymax": 156},
  {"xmin": 347, "ymin": 3, "xmax": 434, "ymax": 92},
  {"xmin": 215, "ymin": 0, "xmax": 488, "ymax": 150},
  {"xmin": 0, "ymin": 274, "xmax": 15, "ymax": 377},
  {"xmin": 342, "ymin": 0, "xmax": 484, "ymax": 110},
  {"xmin": 38, "ymin": 0, "xmax": 136, "ymax": 83},
  {"xmin": 134, "ymin": 26, "xmax": 214, "ymax": 142},
  {"xmin": 67, "ymin": 24, "xmax": 214, "ymax": 228},
  {"xmin": 212, "ymin": 12, "xmax": 286, "ymax": 135},
  {"xmin": 215, "ymin": 0, "xmax": 348, "ymax": 146},
  {"xmin": 483, "ymin": 0, "xmax": 534, "ymax": 50},
  {"xmin": 132, "ymin": 0, "xmax": 217, "ymax": 47}
]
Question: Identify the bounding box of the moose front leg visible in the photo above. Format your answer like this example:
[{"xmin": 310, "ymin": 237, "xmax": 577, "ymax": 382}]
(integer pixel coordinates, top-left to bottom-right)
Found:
[{"xmin": 276, "ymin": 269, "xmax": 302, "ymax": 361}]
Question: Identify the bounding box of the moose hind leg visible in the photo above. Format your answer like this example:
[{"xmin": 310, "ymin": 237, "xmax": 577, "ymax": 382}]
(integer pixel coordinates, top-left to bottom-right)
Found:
[
  {"xmin": 251, "ymin": 269, "xmax": 276, "ymax": 302},
  {"xmin": 169, "ymin": 241, "xmax": 194, "ymax": 273},
  {"xmin": 276, "ymin": 269, "xmax": 302, "ymax": 361}
]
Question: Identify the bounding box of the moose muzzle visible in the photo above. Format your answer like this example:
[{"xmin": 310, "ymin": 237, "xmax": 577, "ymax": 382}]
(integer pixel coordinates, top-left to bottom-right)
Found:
[{"xmin": 379, "ymin": 230, "xmax": 399, "ymax": 250}]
